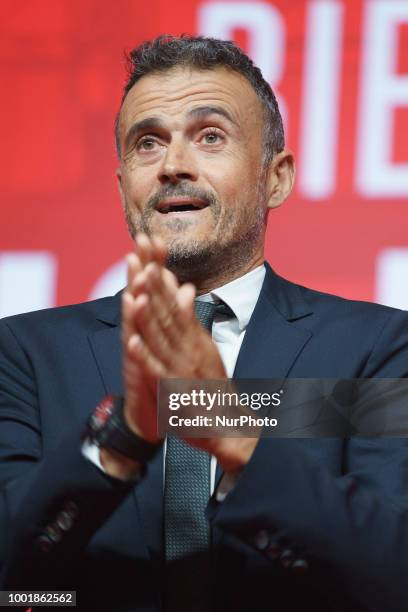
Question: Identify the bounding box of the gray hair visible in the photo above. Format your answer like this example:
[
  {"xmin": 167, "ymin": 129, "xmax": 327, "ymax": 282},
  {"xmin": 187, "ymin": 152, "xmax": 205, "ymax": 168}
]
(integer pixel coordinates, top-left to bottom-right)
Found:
[{"xmin": 115, "ymin": 34, "xmax": 284, "ymax": 164}]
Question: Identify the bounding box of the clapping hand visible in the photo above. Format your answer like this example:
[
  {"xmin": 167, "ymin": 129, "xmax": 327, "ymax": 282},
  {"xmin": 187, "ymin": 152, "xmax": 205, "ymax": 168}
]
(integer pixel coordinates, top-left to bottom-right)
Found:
[{"xmin": 123, "ymin": 233, "xmax": 257, "ymax": 472}]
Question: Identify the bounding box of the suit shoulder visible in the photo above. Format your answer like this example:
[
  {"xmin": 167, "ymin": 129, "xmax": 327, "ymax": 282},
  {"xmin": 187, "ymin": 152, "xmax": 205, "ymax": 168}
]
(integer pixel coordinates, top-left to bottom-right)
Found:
[
  {"xmin": 292, "ymin": 280, "xmax": 408, "ymax": 342},
  {"xmin": 297, "ymin": 282, "xmax": 400, "ymax": 317},
  {"xmin": 0, "ymin": 293, "xmax": 121, "ymax": 335},
  {"xmin": 265, "ymin": 273, "xmax": 408, "ymax": 375},
  {"xmin": 268, "ymin": 270, "xmax": 407, "ymax": 336}
]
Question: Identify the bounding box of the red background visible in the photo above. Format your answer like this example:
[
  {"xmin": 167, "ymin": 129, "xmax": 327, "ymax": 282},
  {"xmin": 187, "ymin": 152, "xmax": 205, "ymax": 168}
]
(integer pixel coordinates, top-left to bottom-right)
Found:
[{"xmin": 1, "ymin": 0, "xmax": 408, "ymax": 315}]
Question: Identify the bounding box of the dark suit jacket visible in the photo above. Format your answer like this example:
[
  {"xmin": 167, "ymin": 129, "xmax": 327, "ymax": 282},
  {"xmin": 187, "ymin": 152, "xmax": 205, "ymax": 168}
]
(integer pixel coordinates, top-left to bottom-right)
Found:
[{"xmin": 1, "ymin": 264, "xmax": 408, "ymax": 612}]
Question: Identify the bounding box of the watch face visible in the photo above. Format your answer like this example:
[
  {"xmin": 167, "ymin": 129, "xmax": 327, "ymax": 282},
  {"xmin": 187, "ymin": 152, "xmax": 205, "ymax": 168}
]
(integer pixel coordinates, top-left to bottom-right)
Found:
[{"xmin": 90, "ymin": 395, "xmax": 116, "ymax": 431}]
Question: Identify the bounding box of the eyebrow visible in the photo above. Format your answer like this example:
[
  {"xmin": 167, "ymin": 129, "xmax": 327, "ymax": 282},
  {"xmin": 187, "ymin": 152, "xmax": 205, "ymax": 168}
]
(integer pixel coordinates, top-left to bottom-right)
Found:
[
  {"xmin": 124, "ymin": 117, "xmax": 164, "ymax": 152},
  {"xmin": 186, "ymin": 105, "xmax": 238, "ymax": 126},
  {"xmin": 123, "ymin": 105, "xmax": 238, "ymax": 152}
]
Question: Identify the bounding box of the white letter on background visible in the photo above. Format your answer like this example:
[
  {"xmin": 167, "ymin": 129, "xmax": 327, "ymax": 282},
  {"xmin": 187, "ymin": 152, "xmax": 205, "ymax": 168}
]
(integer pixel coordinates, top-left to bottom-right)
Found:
[
  {"xmin": 356, "ymin": 1, "xmax": 408, "ymax": 197},
  {"xmin": 89, "ymin": 258, "xmax": 127, "ymax": 300},
  {"xmin": 198, "ymin": 1, "xmax": 287, "ymax": 125},
  {"xmin": 0, "ymin": 251, "xmax": 57, "ymax": 317},
  {"xmin": 376, "ymin": 248, "xmax": 408, "ymax": 309},
  {"xmin": 299, "ymin": 0, "xmax": 344, "ymax": 200}
]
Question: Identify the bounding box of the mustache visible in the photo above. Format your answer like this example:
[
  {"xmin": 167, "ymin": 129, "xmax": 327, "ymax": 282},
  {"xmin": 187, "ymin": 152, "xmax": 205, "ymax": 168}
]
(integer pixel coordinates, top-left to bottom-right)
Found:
[{"xmin": 146, "ymin": 183, "xmax": 218, "ymax": 212}]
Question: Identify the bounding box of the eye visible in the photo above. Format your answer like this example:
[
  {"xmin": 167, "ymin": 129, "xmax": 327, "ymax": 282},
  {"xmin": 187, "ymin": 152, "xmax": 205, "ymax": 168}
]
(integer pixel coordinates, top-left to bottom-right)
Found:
[
  {"xmin": 200, "ymin": 128, "xmax": 224, "ymax": 145},
  {"xmin": 137, "ymin": 136, "xmax": 158, "ymax": 151}
]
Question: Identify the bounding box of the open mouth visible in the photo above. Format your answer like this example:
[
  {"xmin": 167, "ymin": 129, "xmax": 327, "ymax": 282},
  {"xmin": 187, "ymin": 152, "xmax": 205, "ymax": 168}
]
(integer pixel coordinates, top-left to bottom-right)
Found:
[{"xmin": 155, "ymin": 197, "xmax": 209, "ymax": 214}]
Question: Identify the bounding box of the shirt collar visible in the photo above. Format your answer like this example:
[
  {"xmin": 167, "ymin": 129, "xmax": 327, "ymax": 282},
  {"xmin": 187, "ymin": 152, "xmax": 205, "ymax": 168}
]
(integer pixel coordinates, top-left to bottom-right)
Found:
[{"xmin": 198, "ymin": 264, "xmax": 266, "ymax": 332}]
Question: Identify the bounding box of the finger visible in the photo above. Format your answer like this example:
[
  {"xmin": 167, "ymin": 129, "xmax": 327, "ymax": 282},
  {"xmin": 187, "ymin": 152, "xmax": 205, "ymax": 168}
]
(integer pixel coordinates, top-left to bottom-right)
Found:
[
  {"xmin": 123, "ymin": 355, "xmax": 157, "ymax": 398},
  {"xmin": 145, "ymin": 265, "xmax": 195, "ymax": 340},
  {"xmin": 123, "ymin": 267, "xmax": 155, "ymax": 342},
  {"xmin": 135, "ymin": 233, "xmax": 154, "ymax": 268},
  {"xmin": 122, "ymin": 290, "xmax": 135, "ymax": 344},
  {"xmin": 151, "ymin": 235, "xmax": 167, "ymax": 266},
  {"xmin": 162, "ymin": 282, "xmax": 197, "ymax": 347},
  {"xmin": 151, "ymin": 268, "xmax": 183, "ymax": 333},
  {"xmin": 122, "ymin": 287, "xmax": 151, "ymax": 344},
  {"xmin": 123, "ymin": 336, "xmax": 157, "ymax": 408},
  {"xmin": 129, "ymin": 266, "xmax": 150, "ymax": 297},
  {"xmin": 126, "ymin": 252, "xmax": 142, "ymax": 288},
  {"xmin": 176, "ymin": 283, "xmax": 196, "ymax": 326},
  {"xmin": 128, "ymin": 333, "xmax": 168, "ymax": 378},
  {"xmin": 129, "ymin": 248, "xmax": 168, "ymax": 297},
  {"xmin": 141, "ymin": 267, "xmax": 194, "ymax": 361},
  {"xmin": 130, "ymin": 289, "xmax": 177, "ymax": 370},
  {"xmin": 129, "ymin": 260, "xmax": 199, "ymax": 375},
  {"xmin": 129, "ymin": 265, "xmax": 199, "ymax": 373},
  {"xmin": 162, "ymin": 267, "xmax": 179, "ymax": 292},
  {"xmin": 169, "ymin": 283, "xmax": 205, "ymax": 366},
  {"xmin": 147, "ymin": 274, "xmax": 202, "ymax": 374},
  {"xmin": 173, "ymin": 284, "xmax": 227, "ymax": 378},
  {"xmin": 128, "ymin": 234, "xmax": 162, "ymax": 297}
]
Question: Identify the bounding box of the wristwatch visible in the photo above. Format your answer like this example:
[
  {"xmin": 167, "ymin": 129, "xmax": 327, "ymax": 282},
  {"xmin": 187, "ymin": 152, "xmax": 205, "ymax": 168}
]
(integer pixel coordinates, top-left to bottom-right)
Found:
[{"xmin": 84, "ymin": 394, "xmax": 161, "ymax": 463}]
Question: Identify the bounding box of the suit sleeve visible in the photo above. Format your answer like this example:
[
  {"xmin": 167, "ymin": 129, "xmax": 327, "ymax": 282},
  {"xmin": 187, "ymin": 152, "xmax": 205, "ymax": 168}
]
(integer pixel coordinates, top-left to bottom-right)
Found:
[
  {"xmin": 207, "ymin": 309, "xmax": 408, "ymax": 612},
  {"xmin": 0, "ymin": 319, "xmax": 134, "ymax": 590}
]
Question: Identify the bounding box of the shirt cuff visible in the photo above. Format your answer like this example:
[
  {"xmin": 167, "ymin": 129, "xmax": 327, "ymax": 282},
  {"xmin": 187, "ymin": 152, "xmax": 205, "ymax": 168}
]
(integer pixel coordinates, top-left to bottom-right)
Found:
[
  {"xmin": 82, "ymin": 439, "xmax": 106, "ymax": 471},
  {"xmin": 215, "ymin": 470, "xmax": 242, "ymax": 502},
  {"xmin": 82, "ymin": 439, "xmax": 144, "ymax": 482}
]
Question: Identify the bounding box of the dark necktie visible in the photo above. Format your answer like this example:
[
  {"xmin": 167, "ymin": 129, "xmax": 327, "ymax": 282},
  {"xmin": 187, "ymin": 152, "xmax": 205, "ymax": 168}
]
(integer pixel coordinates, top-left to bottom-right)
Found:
[{"xmin": 164, "ymin": 300, "xmax": 233, "ymax": 612}]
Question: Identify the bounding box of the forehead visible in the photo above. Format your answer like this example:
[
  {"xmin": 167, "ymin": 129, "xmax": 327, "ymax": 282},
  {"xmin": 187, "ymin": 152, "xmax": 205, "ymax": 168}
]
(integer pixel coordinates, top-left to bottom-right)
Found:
[{"xmin": 119, "ymin": 66, "xmax": 264, "ymax": 133}]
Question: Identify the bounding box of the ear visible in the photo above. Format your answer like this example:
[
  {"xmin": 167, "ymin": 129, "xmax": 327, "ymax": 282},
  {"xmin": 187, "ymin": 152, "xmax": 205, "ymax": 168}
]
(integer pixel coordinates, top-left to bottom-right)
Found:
[
  {"xmin": 116, "ymin": 167, "xmax": 126, "ymax": 210},
  {"xmin": 265, "ymin": 149, "xmax": 296, "ymax": 210}
]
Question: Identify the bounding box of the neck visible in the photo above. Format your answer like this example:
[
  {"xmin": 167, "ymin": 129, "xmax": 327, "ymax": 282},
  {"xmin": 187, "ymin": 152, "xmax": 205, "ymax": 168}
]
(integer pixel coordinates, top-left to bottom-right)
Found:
[{"xmin": 173, "ymin": 250, "xmax": 264, "ymax": 296}]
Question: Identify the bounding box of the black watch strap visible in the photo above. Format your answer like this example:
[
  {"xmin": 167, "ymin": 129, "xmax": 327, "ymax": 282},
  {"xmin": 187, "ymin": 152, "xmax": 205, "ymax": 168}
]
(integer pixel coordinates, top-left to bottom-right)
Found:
[{"xmin": 84, "ymin": 395, "xmax": 161, "ymax": 463}]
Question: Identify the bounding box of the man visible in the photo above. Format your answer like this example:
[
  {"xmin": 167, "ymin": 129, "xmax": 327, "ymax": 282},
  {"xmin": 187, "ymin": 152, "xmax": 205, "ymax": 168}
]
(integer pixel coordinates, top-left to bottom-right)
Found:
[{"xmin": 1, "ymin": 35, "xmax": 408, "ymax": 612}]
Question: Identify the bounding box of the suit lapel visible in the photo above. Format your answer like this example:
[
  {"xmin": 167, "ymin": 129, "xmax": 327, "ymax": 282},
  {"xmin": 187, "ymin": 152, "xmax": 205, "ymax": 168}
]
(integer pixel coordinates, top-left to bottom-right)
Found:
[
  {"xmin": 215, "ymin": 264, "xmax": 314, "ymax": 492},
  {"xmin": 88, "ymin": 325, "xmax": 123, "ymax": 395},
  {"xmin": 88, "ymin": 296, "xmax": 163, "ymax": 588},
  {"xmin": 234, "ymin": 263, "xmax": 313, "ymax": 379}
]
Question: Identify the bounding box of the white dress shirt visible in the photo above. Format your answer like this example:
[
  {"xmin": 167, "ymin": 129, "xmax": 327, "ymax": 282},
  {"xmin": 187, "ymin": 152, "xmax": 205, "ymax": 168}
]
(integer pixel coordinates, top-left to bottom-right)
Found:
[
  {"xmin": 83, "ymin": 263, "xmax": 266, "ymax": 494},
  {"xmin": 198, "ymin": 263, "xmax": 265, "ymax": 377},
  {"xmin": 196, "ymin": 264, "xmax": 266, "ymax": 496}
]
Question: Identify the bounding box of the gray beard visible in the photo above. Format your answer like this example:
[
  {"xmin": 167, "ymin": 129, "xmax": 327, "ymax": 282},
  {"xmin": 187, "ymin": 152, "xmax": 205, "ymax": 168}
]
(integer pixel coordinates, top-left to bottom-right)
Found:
[
  {"xmin": 123, "ymin": 179, "xmax": 267, "ymax": 285},
  {"xmin": 165, "ymin": 208, "xmax": 265, "ymax": 285}
]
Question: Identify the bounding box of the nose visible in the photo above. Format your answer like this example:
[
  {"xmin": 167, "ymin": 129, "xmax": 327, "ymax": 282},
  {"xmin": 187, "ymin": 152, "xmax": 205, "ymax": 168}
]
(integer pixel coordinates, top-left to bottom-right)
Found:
[{"xmin": 158, "ymin": 138, "xmax": 198, "ymax": 184}]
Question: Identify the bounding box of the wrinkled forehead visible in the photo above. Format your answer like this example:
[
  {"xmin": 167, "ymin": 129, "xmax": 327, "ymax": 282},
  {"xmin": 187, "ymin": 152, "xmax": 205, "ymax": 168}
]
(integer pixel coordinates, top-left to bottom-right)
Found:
[{"xmin": 118, "ymin": 66, "xmax": 265, "ymax": 137}]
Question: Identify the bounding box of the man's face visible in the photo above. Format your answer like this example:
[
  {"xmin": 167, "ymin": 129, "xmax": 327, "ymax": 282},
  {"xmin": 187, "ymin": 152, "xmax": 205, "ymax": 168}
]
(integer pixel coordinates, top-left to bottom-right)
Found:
[{"xmin": 116, "ymin": 66, "xmax": 271, "ymax": 278}]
